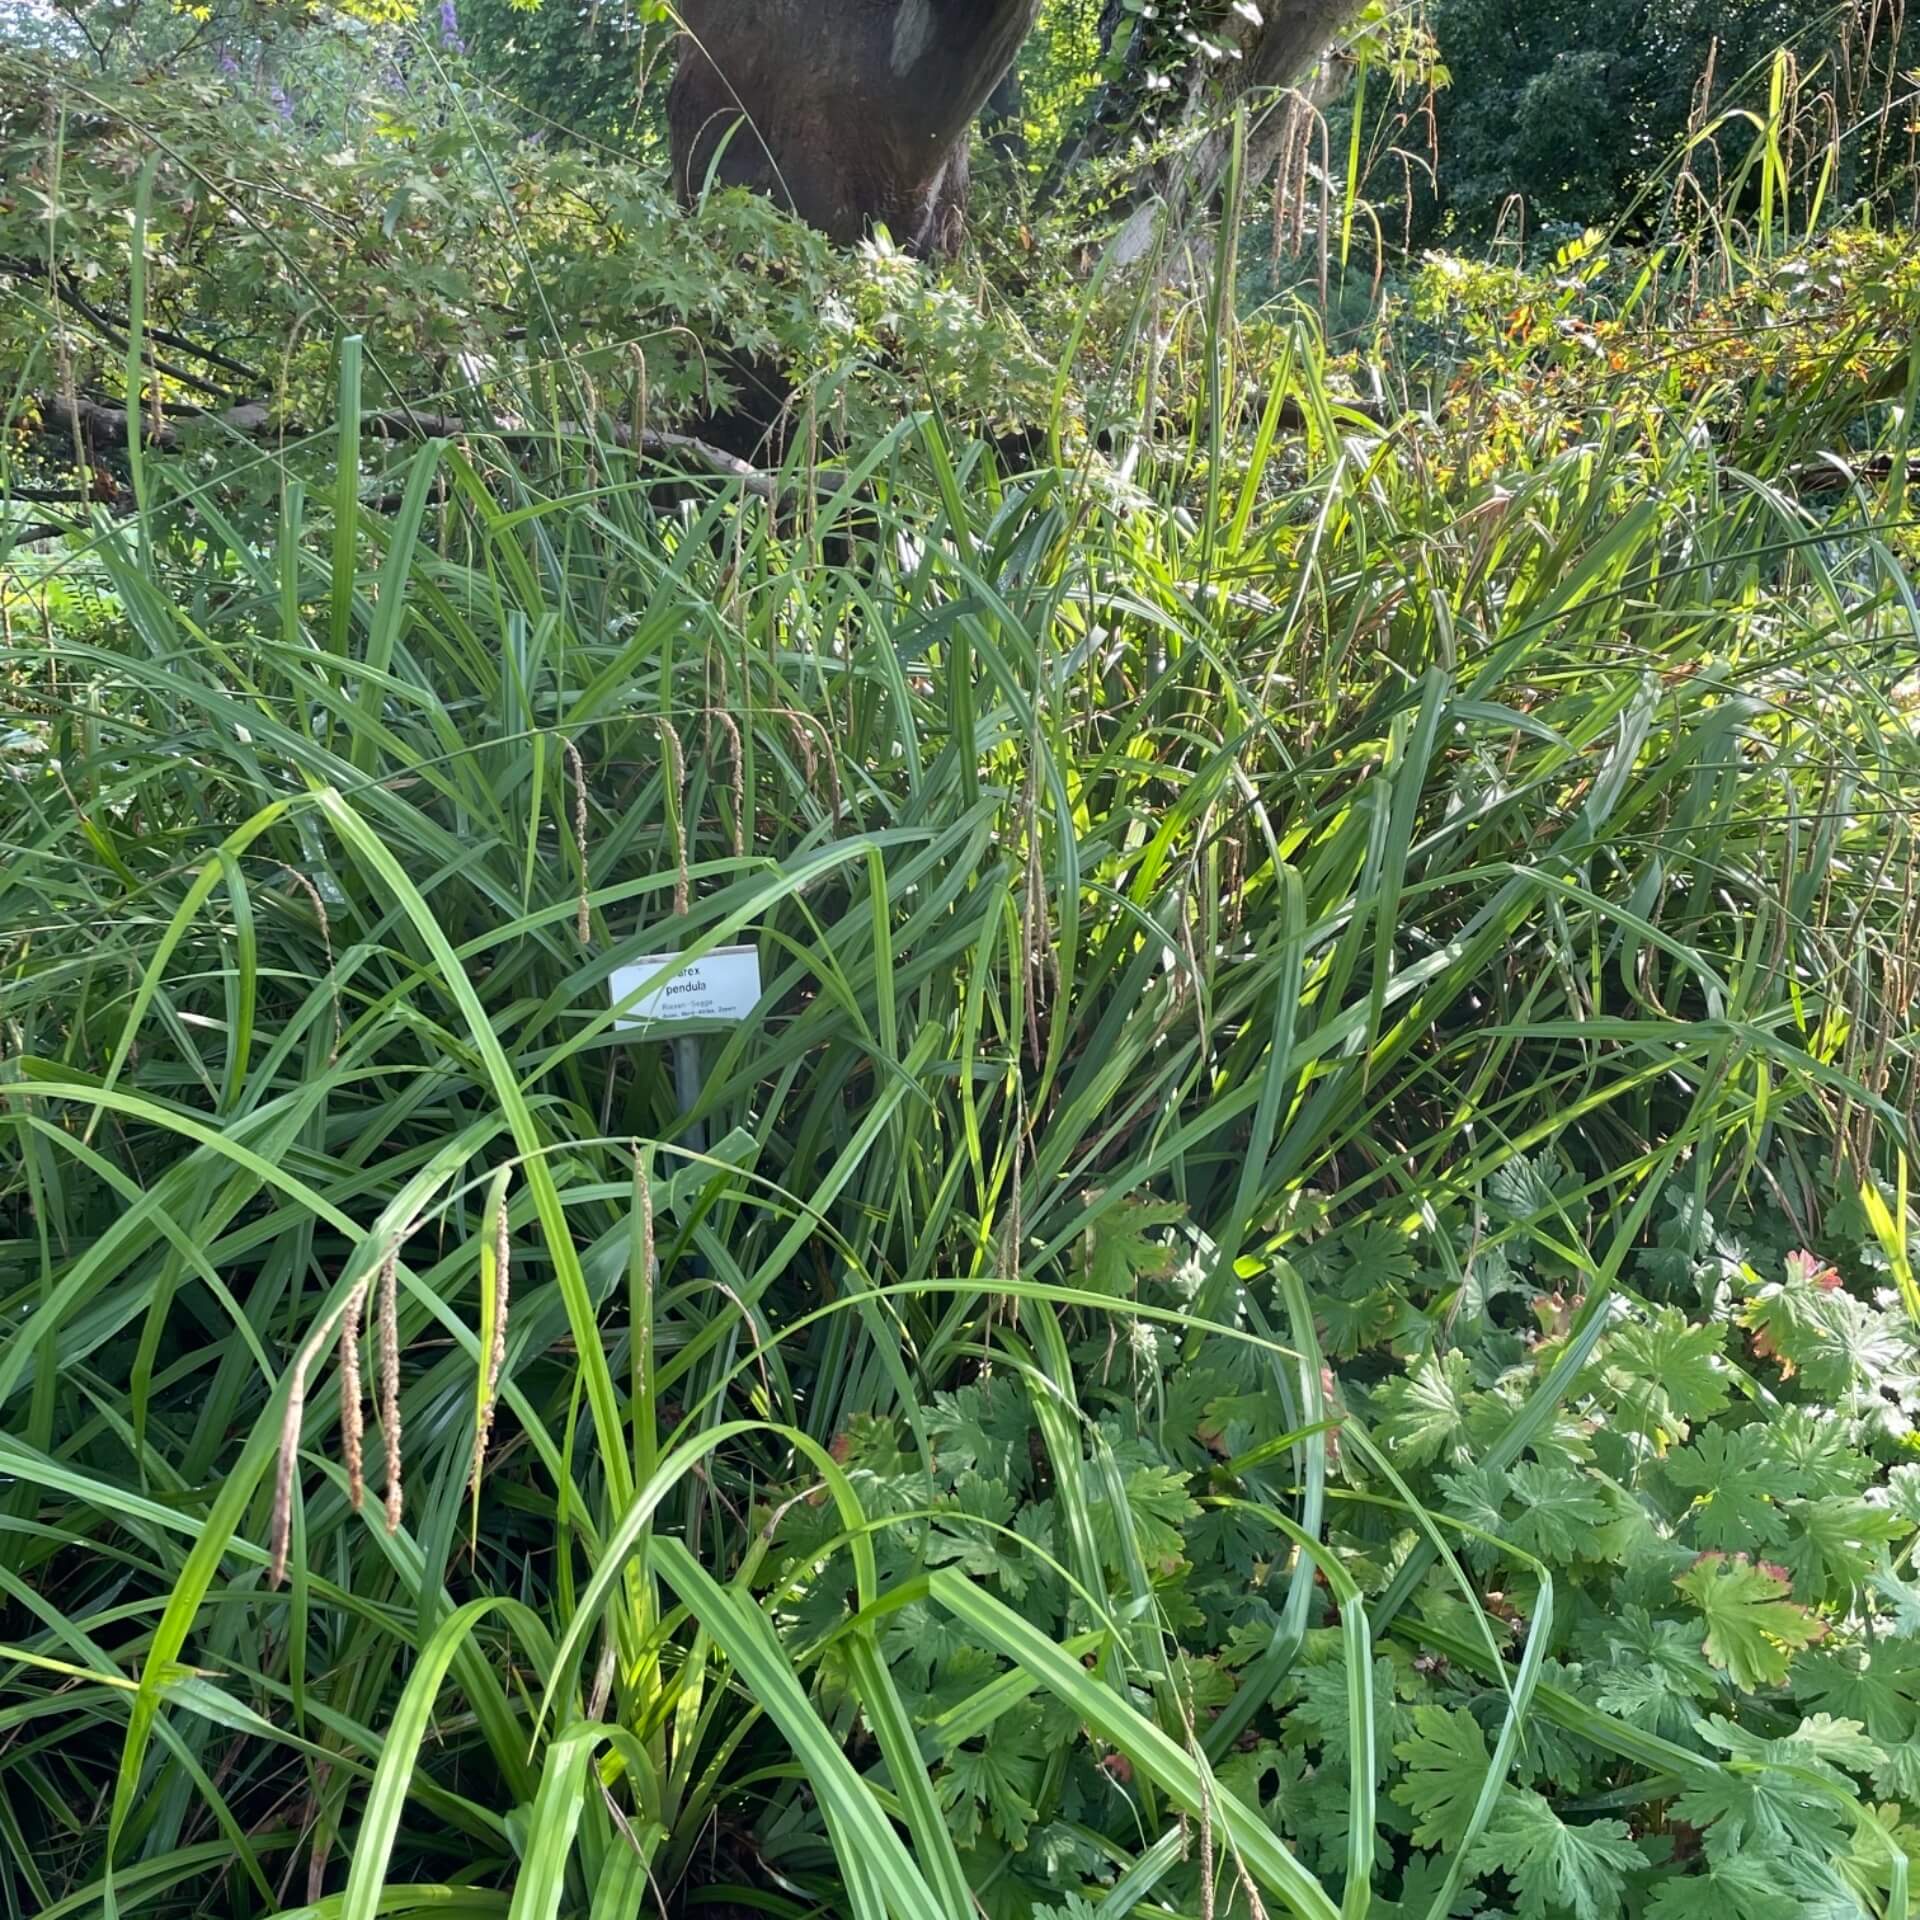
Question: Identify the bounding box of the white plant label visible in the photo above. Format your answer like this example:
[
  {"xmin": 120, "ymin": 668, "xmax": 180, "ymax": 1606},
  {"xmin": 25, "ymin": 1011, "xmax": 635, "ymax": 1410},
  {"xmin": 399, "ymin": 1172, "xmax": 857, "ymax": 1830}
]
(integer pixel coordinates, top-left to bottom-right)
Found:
[{"xmin": 609, "ymin": 946, "xmax": 762, "ymax": 1028}]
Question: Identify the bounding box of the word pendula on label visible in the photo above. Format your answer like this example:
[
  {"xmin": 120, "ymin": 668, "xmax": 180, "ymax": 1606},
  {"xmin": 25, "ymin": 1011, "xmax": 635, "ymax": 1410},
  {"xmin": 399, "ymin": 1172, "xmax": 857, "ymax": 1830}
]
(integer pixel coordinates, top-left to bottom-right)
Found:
[{"xmin": 609, "ymin": 945, "xmax": 763, "ymax": 1028}]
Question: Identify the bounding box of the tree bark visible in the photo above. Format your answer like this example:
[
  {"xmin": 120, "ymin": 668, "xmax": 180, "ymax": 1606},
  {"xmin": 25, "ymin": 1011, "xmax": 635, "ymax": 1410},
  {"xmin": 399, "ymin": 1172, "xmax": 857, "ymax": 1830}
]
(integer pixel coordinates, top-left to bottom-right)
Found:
[
  {"xmin": 668, "ymin": 0, "xmax": 1043, "ymax": 257},
  {"xmin": 1111, "ymin": 0, "xmax": 1367, "ymax": 266},
  {"xmin": 25, "ymin": 395, "xmax": 800, "ymax": 501}
]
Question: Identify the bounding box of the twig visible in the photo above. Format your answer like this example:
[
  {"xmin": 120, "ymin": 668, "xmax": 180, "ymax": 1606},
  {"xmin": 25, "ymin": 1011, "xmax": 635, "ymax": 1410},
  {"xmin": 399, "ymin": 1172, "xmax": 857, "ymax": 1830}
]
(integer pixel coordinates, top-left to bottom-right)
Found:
[{"xmin": 0, "ymin": 254, "xmax": 265, "ymax": 385}]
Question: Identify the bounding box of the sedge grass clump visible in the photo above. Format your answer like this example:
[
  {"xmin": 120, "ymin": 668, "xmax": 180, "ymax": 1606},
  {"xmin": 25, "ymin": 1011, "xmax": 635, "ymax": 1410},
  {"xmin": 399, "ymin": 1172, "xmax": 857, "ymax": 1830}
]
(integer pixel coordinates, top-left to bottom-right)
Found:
[{"xmin": 2, "ymin": 235, "xmax": 1918, "ymax": 1920}]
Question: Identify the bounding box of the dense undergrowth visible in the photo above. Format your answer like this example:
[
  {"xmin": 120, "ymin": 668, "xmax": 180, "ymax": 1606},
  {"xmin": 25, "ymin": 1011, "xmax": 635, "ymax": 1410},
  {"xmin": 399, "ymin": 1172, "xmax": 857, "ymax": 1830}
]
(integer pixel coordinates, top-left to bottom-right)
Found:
[{"xmin": 5, "ymin": 27, "xmax": 1920, "ymax": 1920}]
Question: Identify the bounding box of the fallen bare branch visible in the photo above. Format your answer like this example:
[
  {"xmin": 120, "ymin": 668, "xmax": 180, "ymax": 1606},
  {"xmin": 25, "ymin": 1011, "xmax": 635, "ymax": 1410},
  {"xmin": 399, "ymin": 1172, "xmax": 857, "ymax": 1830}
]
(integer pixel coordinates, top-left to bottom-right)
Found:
[{"xmin": 26, "ymin": 394, "xmax": 801, "ymax": 503}]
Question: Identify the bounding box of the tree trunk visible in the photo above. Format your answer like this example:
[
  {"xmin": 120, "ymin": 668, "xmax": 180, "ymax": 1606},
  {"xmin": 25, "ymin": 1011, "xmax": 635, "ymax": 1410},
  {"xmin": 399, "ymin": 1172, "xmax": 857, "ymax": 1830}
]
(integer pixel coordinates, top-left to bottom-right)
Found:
[
  {"xmin": 1111, "ymin": 0, "xmax": 1367, "ymax": 266},
  {"xmin": 669, "ymin": 0, "xmax": 1043, "ymax": 257}
]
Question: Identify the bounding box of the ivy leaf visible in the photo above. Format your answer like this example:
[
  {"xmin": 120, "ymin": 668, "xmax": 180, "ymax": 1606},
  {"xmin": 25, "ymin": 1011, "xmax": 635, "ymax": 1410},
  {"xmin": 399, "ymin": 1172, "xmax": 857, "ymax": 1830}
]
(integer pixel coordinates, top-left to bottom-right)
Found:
[
  {"xmin": 1675, "ymin": 1552, "xmax": 1827, "ymax": 1690},
  {"xmin": 1373, "ymin": 1849, "xmax": 1489, "ymax": 1919},
  {"xmin": 1872, "ymin": 1736, "xmax": 1920, "ymax": 1800},
  {"xmin": 1197, "ymin": 1388, "xmax": 1286, "ymax": 1460},
  {"xmin": 1317, "ymin": 1286, "xmax": 1403, "ymax": 1360},
  {"xmin": 1487, "ymin": 1150, "xmax": 1571, "ymax": 1232},
  {"xmin": 1301, "ymin": 1221, "xmax": 1417, "ymax": 1358},
  {"xmin": 1159, "ymin": 1361, "xmax": 1237, "ymax": 1469},
  {"xmin": 1009, "ymin": 1499, "xmax": 1060, "ymax": 1610},
  {"xmin": 1282, "ymin": 1651, "xmax": 1405, "ymax": 1777},
  {"xmin": 1168, "ymin": 1651, "xmax": 1238, "ymax": 1714},
  {"xmin": 1886, "ymin": 1462, "xmax": 1920, "ymax": 1529},
  {"xmin": 1469, "ymin": 1788, "xmax": 1644, "ymax": 1920},
  {"xmin": 1869, "ymin": 1561, "xmax": 1920, "ymax": 1638},
  {"xmin": 1742, "ymin": 1262, "xmax": 1919, "ymax": 1414},
  {"xmin": 1672, "ymin": 1714, "xmax": 1873, "ymax": 1864},
  {"xmin": 1218, "ymin": 1740, "xmax": 1317, "ymax": 1841},
  {"xmin": 929, "ymin": 1378, "xmax": 1034, "ymax": 1490},
  {"xmin": 1593, "ymin": 1608, "xmax": 1718, "ymax": 1739},
  {"xmin": 922, "ymin": 1643, "xmax": 1002, "ymax": 1717},
  {"xmin": 1391, "ymin": 1704, "xmax": 1490, "ymax": 1851},
  {"xmin": 1087, "ymin": 1461, "xmax": 1200, "ymax": 1576},
  {"xmin": 1764, "ymin": 1407, "xmax": 1872, "ymax": 1499},
  {"xmin": 925, "ymin": 1473, "xmax": 1019, "ymax": 1585},
  {"xmin": 938, "ymin": 1702, "xmax": 1044, "ymax": 1850},
  {"xmin": 1643, "ymin": 1851, "xmax": 1842, "ymax": 1920},
  {"xmin": 1720, "ymin": 1709, "xmax": 1883, "ymax": 1773},
  {"xmin": 1186, "ymin": 1500, "xmax": 1275, "ymax": 1579},
  {"xmin": 1439, "ymin": 1461, "xmax": 1512, "ymax": 1566},
  {"xmin": 1584, "ymin": 1478, "xmax": 1668, "ymax": 1566}
]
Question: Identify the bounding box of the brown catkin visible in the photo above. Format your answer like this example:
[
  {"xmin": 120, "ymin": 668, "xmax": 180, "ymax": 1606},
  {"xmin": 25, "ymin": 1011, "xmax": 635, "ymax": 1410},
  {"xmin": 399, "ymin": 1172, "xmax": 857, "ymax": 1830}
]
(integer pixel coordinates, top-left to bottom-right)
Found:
[
  {"xmin": 708, "ymin": 708, "xmax": 746, "ymax": 857},
  {"xmin": 270, "ymin": 1284, "xmax": 363, "ymax": 1586},
  {"xmin": 799, "ymin": 712, "xmax": 843, "ymax": 823},
  {"xmin": 1197, "ymin": 1756, "xmax": 1216, "ymax": 1920},
  {"xmin": 339, "ymin": 1280, "xmax": 368, "ymax": 1512},
  {"xmin": 658, "ymin": 718, "xmax": 690, "ymax": 918},
  {"xmin": 1170, "ymin": 1677, "xmax": 1218, "ymax": 1920},
  {"xmin": 378, "ymin": 1238, "xmax": 404, "ymax": 1534},
  {"xmin": 269, "ymin": 1359, "xmax": 310, "ymax": 1589},
  {"xmin": 785, "ymin": 708, "xmax": 817, "ymax": 793},
  {"xmin": 470, "ymin": 1183, "xmax": 513, "ymax": 1497},
  {"xmin": 565, "ymin": 738, "xmax": 591, "ymax": 945}
]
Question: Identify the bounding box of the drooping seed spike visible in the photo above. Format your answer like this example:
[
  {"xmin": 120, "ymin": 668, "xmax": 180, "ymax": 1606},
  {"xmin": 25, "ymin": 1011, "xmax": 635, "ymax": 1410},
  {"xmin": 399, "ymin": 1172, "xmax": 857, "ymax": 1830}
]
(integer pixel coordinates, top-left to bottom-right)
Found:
[
  {"xmin": 378, "ymin": 1239, "xmax": 404, "ymax": 1535},
  {"xmin": 470, "ymin": 1178, "xmax": 512, "ymax": 1498},
  {"xmin": 565, "ymin": 737, "xmax": 591, "ymax": 945},
  {"xmin": 340, "ymin": 1279, "xmax": 368, "ymax": 1512}
]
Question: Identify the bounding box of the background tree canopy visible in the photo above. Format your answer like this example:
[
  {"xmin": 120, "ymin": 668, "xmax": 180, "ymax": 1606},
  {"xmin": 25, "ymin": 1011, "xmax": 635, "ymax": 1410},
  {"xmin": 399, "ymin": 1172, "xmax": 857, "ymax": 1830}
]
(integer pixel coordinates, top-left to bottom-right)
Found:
[{"xmin": 1409, "ymin": 0, "xmax": 1868, "ymax": 238}]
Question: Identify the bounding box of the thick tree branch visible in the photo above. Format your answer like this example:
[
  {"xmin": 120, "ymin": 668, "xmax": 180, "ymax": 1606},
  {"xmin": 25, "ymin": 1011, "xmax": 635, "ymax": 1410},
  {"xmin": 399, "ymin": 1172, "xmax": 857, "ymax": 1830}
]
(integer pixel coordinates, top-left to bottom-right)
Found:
[
  {"xmin": 26, "ymin": 394, "xmax": 800, "ymax": 504},
  {"xmin": 4, "ymin": 518, "xmax": 88, "ymax": 545},
  {"xmin": 1, "ymin": 258, "xmax": 266, "ymax": 388},
  {"xmin": 6, "ymin": 484, "xmax": 93, "ymax": 504}
]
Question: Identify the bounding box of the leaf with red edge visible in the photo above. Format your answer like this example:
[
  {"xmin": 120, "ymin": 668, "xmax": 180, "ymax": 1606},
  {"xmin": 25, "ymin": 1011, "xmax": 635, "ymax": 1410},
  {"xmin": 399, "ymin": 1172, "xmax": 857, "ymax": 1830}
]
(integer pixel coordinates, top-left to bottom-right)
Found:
[{"xmin": 1676, "ymin": 1552, "xmax": 1827, "ymax": 1691}]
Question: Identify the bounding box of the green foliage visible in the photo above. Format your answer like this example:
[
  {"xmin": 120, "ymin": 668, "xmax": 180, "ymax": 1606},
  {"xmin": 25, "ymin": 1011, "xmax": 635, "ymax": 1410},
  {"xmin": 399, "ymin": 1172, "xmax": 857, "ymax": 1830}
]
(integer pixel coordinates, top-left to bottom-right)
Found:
[
  {"xmin": 1472, "ymin": 1790, "xmax": 1644, "ymax": 1920},
  {"xmin": 458, "ymin": 0, "xmax": 675, "ymax": 149},
  {"xmin": 1677, "ymin": 1554, "xmax": 1828, "ymax": 1690},
  {"xmin": 1401, "ymin": 0, "xmax": 1901, "ymax": 241},
  {"xmin": 5, "ymin": 11, "xmax": 1920, "ymax": 1920},
  {"xmin": 0, "ymin": 49, "xmax": 1054, "ymax": 461}
]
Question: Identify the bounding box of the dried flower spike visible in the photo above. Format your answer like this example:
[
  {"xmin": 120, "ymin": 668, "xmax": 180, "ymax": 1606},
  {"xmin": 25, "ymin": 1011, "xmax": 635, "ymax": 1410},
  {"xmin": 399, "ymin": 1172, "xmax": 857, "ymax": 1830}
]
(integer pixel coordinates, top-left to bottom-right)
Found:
[
  {"xmin": 378, "ymin": 1238, "xmax": 404, "ymax": 1534},
  {"xmin": 658, "ymin": 717, "xmax": 690, "ymax": 918},
  {"xmin": 707, "ymin": 707, "xmax": 746, "ymax": 858},
  {"xmin": 340, "ymin": 1279, "xmax": 368, "ymax": 1511},
  {"xmin": 470, "ymin": 1176, "xmax": 513, "ymax": 1497},
  {"xmin": 565, "ymin": 737, "xmax": 591, "ymax": 945},
  {"xmin": 270, "ymin": 1282, "xmax": 362, "ymax": 1587}
]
